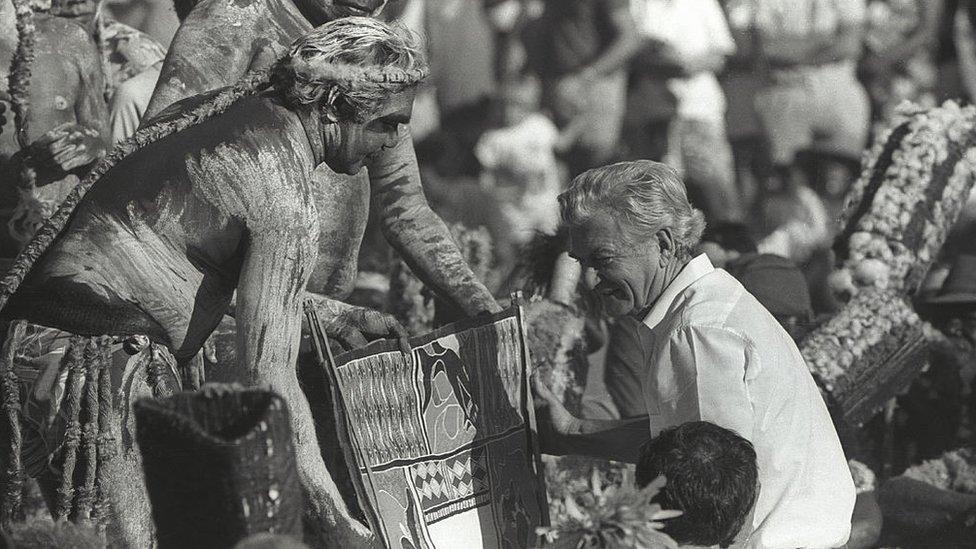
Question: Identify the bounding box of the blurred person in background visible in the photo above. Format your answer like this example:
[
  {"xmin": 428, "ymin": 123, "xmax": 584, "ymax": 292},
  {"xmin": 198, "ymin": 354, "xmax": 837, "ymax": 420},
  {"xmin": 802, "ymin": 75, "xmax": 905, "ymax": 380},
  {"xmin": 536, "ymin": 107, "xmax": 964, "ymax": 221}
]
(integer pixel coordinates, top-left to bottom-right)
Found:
[
  {"xmin": 47, "ymin": 0, "xmax": 168, "ymax": 143},
  {"xmin": 484, "ymin": 0, "xmax": 542, "ymax": 84},
  {"xmin": 523, "ymin": 0, "xmax": 639, "ymax": 176},
  {"xmin": 937, "ymin": 0, "xmax": 976, "ymax": 102},
  {"xmin": 630, "ymin": 0, "xmax": 742, "ymax": 222},
  {"xmin": 721, "ymin": 0, "xmax": 770, "ymax": 221},
  {"xmin": 425, "ymin": 0, "xmax": 497, "ymax": 127},
  {"xmin": 475, "ymin": 75, "xmax": 569, "ymax": 246},
  {"xmin": 102, "ymin": 0, "xmax": 179, "ymax": 47},
  {"xmin": 696, "ymin": 221, "xmax": 758, "ymax": 269},
  {"xmin": 0, "ymin": 0, "xmax": 109, "ymax": 258},
  {"xmin": 745, "ymin": 0, "xmax": 871, "ymax": 195},
  {"xmin": 860, "ymin": 0, "xmax": 940, "ymax": 130},
  {"xmin": 908, "ymin": 252, "xmax": 976, "ymax": 464}
]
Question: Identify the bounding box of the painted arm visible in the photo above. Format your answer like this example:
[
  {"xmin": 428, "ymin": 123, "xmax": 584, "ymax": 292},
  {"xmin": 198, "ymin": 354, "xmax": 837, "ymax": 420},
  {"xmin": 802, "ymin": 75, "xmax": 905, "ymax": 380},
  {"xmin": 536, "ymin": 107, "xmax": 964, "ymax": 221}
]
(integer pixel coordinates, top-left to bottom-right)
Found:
[
  {"xmin": 303, "ymin": 291, "xmax": 411, "ymax": 354},
  {"xmin": 368, "ymin": 128, "xmax": 501, "ymax": 317},
  {"xmin": 236, "ymin": 220, "xmax": 378, "ymax": 548}
]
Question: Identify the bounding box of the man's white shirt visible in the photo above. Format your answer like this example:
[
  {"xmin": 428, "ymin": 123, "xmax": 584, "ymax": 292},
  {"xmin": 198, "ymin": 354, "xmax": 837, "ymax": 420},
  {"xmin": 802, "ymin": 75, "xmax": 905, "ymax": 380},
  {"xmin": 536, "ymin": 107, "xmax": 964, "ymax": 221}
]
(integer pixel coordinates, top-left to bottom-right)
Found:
[{"xmin": 638, "ymin": 254, "xmax": 855, "ymax": 548}]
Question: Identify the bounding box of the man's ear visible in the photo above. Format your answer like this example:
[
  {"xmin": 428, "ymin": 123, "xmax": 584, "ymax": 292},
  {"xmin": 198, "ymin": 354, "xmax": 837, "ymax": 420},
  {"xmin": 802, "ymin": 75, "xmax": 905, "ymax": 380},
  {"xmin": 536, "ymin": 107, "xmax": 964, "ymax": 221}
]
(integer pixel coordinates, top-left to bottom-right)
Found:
[
  {"xmin": 320, "ymin": 87, "xmax": 344, "ymax": 123},
  {"xmin": 655, "ymin": 228, "xmax": 676, "ymax": 265}
]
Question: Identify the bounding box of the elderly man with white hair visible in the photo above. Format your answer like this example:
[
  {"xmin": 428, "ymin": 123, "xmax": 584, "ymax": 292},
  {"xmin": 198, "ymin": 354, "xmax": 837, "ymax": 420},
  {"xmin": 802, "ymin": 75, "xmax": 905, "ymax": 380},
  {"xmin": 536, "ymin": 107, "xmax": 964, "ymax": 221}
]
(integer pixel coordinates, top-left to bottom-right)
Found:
[{"xmin": 536, "ymin": 160, "xmax": 855, "ymax": 548}]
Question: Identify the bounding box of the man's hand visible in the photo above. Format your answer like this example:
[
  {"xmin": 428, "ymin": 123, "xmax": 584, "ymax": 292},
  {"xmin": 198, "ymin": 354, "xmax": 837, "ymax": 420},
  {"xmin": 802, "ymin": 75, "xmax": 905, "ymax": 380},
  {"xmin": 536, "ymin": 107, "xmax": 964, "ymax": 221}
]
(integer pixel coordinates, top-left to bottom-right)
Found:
[
  {"xmin": 28, "ymin": 122, "xmax": 106, "ymax": 176},
  {"xmin": 532, "ymin": 373, "xmax": 582, "ymax": 436},
  {"xmin": 323, "ymin": 306, "xmax": 412, "ymax": 356}
]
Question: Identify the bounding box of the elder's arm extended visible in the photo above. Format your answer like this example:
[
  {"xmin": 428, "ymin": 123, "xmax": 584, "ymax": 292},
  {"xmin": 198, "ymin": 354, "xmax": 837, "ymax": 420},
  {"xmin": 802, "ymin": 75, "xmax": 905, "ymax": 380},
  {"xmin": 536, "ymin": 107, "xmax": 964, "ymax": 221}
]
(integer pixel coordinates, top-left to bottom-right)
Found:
[{"xmin": 368, "ymin": 127, "xmax": 501, "ymax": 317}]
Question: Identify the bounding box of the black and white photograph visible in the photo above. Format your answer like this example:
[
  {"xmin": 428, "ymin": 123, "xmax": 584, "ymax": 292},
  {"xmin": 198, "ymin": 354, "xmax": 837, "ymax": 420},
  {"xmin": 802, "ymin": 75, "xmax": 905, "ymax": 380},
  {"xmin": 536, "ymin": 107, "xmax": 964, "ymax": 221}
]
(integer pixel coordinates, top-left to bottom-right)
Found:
[{"xmin": 0, "ymin": 0, "xmax": 975, "ymax": 546}]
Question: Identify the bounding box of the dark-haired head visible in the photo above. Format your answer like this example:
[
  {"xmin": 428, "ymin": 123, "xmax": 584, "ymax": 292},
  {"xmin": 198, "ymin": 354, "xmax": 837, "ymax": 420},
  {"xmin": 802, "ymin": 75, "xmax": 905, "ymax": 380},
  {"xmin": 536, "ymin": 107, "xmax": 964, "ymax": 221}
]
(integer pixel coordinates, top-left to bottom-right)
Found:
[{"xmin": 636, "ymin": 421, "xmax": 759, "ymax": 548}]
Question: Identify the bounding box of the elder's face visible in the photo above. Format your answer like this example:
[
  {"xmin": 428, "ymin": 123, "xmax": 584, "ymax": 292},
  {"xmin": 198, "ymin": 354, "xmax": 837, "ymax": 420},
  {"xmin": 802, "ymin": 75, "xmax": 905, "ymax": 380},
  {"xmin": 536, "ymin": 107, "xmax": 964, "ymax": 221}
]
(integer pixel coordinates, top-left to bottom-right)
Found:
[
  {"xmin": 325, "ymin": 89, "xmax": 415, "ymax": 176},
  {"xmin": 568, "ymin": 210, "xmax": 659, "ymax": 317},
  {"xmin": 304, "ymin": 0, "xmax": 393, "ymax": 25}
]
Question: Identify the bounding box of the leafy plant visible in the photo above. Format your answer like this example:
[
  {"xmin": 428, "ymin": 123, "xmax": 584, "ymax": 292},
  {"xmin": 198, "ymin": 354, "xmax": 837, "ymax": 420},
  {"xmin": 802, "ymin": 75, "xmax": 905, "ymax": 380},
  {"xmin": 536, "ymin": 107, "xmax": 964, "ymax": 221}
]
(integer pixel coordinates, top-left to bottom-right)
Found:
[{"xmin": 539, "ymin": 467, "xmax": 680, "ymax": 549}]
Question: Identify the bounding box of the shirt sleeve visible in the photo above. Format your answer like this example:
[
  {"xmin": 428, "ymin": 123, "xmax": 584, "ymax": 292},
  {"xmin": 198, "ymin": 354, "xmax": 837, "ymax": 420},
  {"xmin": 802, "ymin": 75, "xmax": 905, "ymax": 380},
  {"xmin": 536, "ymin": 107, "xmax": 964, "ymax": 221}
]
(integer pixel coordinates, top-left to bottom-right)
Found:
[{"xmin": 664, "ymin": 325, "xmax": 756, "ymax": 441}]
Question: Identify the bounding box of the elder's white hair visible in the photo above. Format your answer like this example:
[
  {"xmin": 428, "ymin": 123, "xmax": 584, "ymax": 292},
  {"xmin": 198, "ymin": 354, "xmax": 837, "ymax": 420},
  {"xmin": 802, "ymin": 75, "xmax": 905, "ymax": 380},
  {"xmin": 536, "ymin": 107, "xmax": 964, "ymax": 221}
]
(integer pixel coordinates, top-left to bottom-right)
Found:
[
  {"xmin": 271, "ymin": 17, "xmax": 428, "ymax": 122},
  {"xmin": 558, "ymin": 160, "xmax": 706, "ymax": 259}
]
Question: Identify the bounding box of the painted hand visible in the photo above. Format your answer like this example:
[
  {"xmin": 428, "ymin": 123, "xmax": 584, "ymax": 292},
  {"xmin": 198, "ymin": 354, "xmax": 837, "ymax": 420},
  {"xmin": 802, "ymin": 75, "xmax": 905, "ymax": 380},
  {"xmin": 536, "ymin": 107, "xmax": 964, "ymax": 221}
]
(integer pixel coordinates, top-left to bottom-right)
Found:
[
  {"xmin": 476, "ymin": 295, "xmax": 504, "ymax": 315},
  {"xmin": 325, "ymin": 307, "xmax": 412, "ymax": 356},
  {"xmin": 29, "ymin": 122, "xmax": 106, "ymax": 176}
]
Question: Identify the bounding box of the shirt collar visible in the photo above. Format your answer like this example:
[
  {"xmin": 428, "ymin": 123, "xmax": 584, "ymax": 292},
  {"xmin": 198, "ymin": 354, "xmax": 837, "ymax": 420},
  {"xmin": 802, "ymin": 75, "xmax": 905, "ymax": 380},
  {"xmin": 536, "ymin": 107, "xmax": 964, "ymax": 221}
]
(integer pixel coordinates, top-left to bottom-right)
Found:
[{"xmin": 641, "ymin": 254, "xmax": 714, "ymax": 330}]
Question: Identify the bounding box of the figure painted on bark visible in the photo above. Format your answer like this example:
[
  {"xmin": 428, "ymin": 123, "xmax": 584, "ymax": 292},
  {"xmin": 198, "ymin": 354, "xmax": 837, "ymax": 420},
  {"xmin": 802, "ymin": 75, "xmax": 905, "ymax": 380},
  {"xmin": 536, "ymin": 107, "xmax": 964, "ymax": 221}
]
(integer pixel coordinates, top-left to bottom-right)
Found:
[
  {"xmin": 0, "ymin": 0, "xmax": 108, "ymax": 258},
  {"xmin": 0, "ymin": 18, "xmax": 433, "ymax": 548},
  {"xmin": 146, "ymin": 0, "xmax": 501, "ymax": 319}
]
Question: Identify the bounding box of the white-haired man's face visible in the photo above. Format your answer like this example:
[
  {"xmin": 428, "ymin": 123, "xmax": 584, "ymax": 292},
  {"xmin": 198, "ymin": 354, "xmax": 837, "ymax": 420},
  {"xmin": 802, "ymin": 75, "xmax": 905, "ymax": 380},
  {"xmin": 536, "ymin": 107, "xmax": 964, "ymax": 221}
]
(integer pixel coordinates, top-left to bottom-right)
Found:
[{"xmin": 567, "ymin": 209, "xmax": 672, "ymax": 317}]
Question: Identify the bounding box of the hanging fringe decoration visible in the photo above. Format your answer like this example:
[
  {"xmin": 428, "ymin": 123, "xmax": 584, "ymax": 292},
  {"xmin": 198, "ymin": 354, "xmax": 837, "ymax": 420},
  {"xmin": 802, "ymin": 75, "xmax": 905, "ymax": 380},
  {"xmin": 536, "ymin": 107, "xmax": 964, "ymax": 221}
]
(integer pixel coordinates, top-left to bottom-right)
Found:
[
  {"xmin": 0, "ymin": 323, "xmax": 26, "ymax": 528},
  {"xmin": 55, "ymin": 337, "xmax": 88, "ymax": 520},
  {"xmin": 7, "ymin": 0, "xmax": 35, "ymax": 152}
]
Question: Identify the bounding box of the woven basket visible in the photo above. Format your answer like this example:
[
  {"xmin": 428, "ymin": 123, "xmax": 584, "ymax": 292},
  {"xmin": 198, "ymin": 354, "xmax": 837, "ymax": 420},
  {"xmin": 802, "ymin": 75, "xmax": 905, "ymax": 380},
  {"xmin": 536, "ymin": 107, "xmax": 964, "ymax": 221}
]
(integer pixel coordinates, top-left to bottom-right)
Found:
[{"xmin": 135, "ymin": 386, "xmax": 302, "ymax": 549}]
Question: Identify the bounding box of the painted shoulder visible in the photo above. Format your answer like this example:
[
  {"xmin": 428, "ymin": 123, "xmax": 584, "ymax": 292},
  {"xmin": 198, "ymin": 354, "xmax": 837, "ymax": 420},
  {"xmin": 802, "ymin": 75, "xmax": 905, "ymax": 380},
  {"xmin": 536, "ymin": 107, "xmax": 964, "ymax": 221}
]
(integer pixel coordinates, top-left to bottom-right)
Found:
[
  {"xmin": 34, "ymin": 15, "xmax": 98, "ymax": 62},
  {"xmin": 180, "ymin": 0, "xmax": 275, "ymax": 25},
  {"xmin": 186, "ymin": 97, "xmax": 317, "ymax": 216}
]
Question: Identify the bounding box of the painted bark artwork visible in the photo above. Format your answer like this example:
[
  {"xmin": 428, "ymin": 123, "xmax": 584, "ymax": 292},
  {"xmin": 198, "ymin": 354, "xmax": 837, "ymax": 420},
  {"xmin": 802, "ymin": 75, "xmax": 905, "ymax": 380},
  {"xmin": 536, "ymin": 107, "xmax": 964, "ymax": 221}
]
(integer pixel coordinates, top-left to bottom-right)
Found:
[{"xmin": 306, "ymin": 304, "xmax": 549, "ymax": 549}]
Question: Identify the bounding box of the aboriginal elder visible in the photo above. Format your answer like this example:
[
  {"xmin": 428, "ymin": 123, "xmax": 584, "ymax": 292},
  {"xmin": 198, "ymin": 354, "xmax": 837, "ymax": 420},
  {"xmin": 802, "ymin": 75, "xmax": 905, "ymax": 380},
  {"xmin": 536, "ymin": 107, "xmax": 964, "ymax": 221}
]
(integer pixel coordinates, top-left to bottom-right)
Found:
[
  {"xmin": 0, "ymin": 18, "xmax": 427, "ymax": 548},
  {"xmin": 534, "ymin": 160, "xmax": 856, "ymax": 548},
  {"xmin": 144, "ymin": 0, "xmax": 501, "ymax": 319}
]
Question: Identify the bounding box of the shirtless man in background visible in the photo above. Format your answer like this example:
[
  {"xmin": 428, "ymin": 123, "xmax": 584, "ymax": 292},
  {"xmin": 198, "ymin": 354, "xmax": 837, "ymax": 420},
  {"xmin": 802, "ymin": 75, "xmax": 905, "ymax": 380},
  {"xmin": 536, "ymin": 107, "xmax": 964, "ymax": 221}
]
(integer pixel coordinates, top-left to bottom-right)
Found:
[{"xmin": 0, "ymin": 0, "xmax": 108, "ymax": 258}]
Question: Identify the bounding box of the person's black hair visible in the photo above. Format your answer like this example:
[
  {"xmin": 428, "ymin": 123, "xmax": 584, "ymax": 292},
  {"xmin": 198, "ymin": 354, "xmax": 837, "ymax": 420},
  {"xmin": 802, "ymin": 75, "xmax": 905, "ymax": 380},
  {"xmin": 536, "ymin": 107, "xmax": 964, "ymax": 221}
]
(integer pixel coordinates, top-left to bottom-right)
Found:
[
  {"xmin": 636, "ymin": 421, "xmax": 759, "ymax": 548},
  {"xmin": 700, "ymin": 222, "xmax": 758, "ymax": 254}
]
